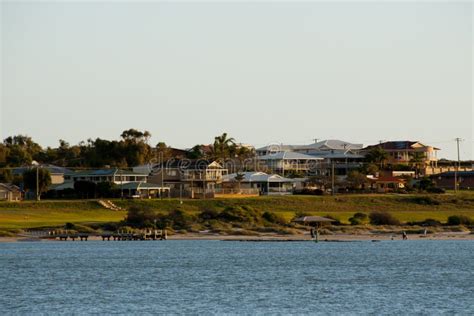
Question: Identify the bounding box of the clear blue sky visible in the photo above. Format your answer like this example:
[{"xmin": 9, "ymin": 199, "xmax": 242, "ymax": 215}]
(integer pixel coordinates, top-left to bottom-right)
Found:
[{"xmin": 1, "ymin": 2, "xmax": 472, "ymax": 160}]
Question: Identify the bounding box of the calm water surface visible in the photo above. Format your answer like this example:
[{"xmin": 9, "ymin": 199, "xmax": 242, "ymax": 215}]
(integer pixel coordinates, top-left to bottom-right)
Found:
[{"xmin": 1, "ymin": 240, "xmax": 473, "ymax": 315}]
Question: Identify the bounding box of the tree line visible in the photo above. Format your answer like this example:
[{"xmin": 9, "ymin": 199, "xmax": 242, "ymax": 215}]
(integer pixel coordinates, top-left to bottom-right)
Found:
[{"xmin": 0, "ymin": 130, "xmax": 253, "ymax": 169}]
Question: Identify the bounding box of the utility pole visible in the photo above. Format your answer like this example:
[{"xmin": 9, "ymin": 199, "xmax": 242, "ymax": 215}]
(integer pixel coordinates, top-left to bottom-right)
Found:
[
  {"xmin": 454, "ymin": 138, "xmax": 462, "ymax": 192},
  {"xmin": 331, "ymin": 162, "xmax": 335, "ymax": 196},
  {"xmin": 120, "ymin": 169, "xmax": 123, "ymax": 200},
  {"xmin": 160, "ymin": 152, "xmax": 164, "ymax": 200}
]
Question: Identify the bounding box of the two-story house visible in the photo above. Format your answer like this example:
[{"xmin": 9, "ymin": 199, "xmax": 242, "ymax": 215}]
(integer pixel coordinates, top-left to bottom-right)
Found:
[{"xmin": 147, "ymin": 159, "xmax": 228, "ymax": 198}]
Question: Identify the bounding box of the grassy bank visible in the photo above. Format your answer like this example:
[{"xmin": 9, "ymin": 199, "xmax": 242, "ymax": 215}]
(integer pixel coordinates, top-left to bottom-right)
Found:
[{"xmin": 1, "ymin": 193, "xmax": 474, "ymax": 231}]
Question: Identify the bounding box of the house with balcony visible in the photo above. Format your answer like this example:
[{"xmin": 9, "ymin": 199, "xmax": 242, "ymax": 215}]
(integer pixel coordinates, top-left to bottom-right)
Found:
[
  {"xmin": 220, "ymin": 171, "xmax": 295, "ymax": 195},
  {"xmin": 362, "ymin": 141, "xmax": 440, "ymax": 174},
  {"xmin": 256, "ymin": 140, "xmax": 365, "ymax": 176},
  {"xmin": 147, "ymin": 159, "xmax": 228, "ymax": 198},
  {"xmin": 68, "ymin": 169, "xmax": 148, "ymax": 184},
  {"xmin": 50, "ymin": 168, "xmax": 166, "ymax": 198},
  {"xmin": 257, "ymin": 151, "xmax": 323, "ymax": 176}
]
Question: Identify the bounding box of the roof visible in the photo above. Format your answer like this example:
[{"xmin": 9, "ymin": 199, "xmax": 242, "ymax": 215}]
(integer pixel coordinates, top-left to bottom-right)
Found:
[
  {"xmin": 154, "ymin": 160, "xmax": 224, "ymax": 170},
  {"xmin": 257, "ymin": 140, "xmax": 363, "ymax": 152},
  {"xmin": 305, "ymin": 151, "xmax": 365, "ymax": 159},
  {"xmin": 293, "ymin": 216, "xmax": 335, "ymax": 223},
  {"xmin": 71, "ymin": 169, "xmax": 148, "ymax": 177},
  {"xmin": 298, "ymin": 140, "xmax": 363, "ymax": 151},
  {"xmin": 12, "ymin": 164, "xmax": 73, "ymax": 176},
  {"xmin": 435, "ymin": 171, "xmax": 474, "ymax": 177},
  {"xmin": 256, "ymin": 144, "xmax": 296, "ymax": 152},
  {"xmin": 0, "ymin": 183, "xmax": 21, "ymax": 192},
  {"xmin": 48, "ymin": 182, "xmax": 75, "ymax": 191},
  {"xmin": 120, "ymin": 182, "xmax": 169, "ymax": 190},
  {"xmin": 363, "ymin": 141, "xmax": 440, "ymax": 151},
  {"xmin": 370, "ymin": 176, "xmax": 406, "ymax": 183},
  {"xmin": 257, "ymin": 151, "xmax": 323, "ymax": 161},
  {"xmin": 222, "ymin": 172, "xmax": 294, "ymax": 183}
]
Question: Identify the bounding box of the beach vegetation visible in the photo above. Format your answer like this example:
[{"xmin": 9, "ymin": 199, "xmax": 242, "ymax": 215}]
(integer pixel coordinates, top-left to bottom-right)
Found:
[{"xmin": 369, "ymin": 211, "xmax": 400, "ymax": 225}]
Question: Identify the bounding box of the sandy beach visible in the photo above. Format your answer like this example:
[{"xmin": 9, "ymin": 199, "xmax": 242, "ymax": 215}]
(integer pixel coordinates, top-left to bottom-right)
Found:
[{"xmin": 1, "ymin": 231, "xmax": 473, "ymax": 243}]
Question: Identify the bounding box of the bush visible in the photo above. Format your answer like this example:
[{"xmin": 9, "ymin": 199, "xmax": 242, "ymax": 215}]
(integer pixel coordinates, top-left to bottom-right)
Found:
[
  {"xmin": 294, "ymin": 189, "xmax": 324, "ymax": 195},
  {"xmin": 407, "ymin": 218, "xmax": 442, "ymax": 227},
  {"xmin": 349, "ymin": 212, "xmax": 368, "ymax": 225},
  {"xmin": 369, "ymin": 211, "xmax": 400, "ymax": 225},
  {"xmin": 447, "ymin": 215, "xmax": 473, "ymax": 226},
  {"xmin": 408, "ymin": 196, "xmax": 440, "ymax": 205},
  {"xmin": 426, "ymin": 187, "xmax": 445, "ymax": 194},
  {"xmin": 199, "ymin": 209, "xmax": 220, "ymax": 221},
  {"xmin": 65, "ymin": 222, "xmax": 75, "ymax": 230},
  {"xmin": 164, "ymin": 209, "xmax": 196, "ymax": 230},
  {"xmin": 262, "ymin": 211, "xmax": 286, "ymax": 225},
  {"xmin": 219, "ymin": 206, "xmax": 261, "ymax": 224},
  {"xmin": 126, "ymin": 206, "xmax": 157, "ymax": 227}
]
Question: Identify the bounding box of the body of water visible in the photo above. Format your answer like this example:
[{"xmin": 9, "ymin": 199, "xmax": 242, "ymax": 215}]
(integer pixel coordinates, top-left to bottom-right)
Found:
[{"xmin": 1, "ymin": 240, "xmax": 473, "ymax": 315}]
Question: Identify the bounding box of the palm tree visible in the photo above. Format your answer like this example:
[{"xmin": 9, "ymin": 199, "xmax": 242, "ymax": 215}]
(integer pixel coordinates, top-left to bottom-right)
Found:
[
  {"xmin": 213, "ymin": 133, "xmax": 236, "ymax": 160},
  {"xmin": 409, "ymin": 152, "xmax": 426, "ymax": 178},
  {"xmin": 365, "ymin": 147, "xmax": 389, "ymax": 169}
]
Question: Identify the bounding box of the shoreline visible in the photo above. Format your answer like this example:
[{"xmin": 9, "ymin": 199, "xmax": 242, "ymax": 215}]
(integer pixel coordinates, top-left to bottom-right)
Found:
[{"xmin": 1, "ymin": 231, "xmax": 473, "ymax": 243}]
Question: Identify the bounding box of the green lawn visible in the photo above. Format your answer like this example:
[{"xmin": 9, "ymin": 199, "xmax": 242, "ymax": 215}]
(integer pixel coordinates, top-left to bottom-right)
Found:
[{"xmin": 1, "ymin": 192, "xmax": 474, "ymax": 230}]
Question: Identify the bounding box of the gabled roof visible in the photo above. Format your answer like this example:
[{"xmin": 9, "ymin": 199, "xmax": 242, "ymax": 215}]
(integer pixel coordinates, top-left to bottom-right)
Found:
[
  {"xmin": 257, "ymin": 151, "xmax": 323, "ymax": 161},
  {"xmin": 71, "ymin": 169, "xmax": 148, "ymax": 177},
  {"xmin": 154, "ymin": 159, "xmax": 224, "ymax": 170},
  {"xmin": 222, "ymin": 172, "xmax": 294, "ymax": 183},
  {"xmin": 257, "ymin": 140, "xmax": 363, "ymax": 153},
  {"xmin": 256, "ymin": 144, "xmax": 296, "ymax": 152},
  {"xmin": 0, "ymin": 183, "xmax": 21, "ymax": 192},
  {"xmin": 304, "ymin": 151, "xmax": 365, "ymax": 159},
  {"xmin": 298, "ymin": 139, "xmax": 363, "ymax": 151}
]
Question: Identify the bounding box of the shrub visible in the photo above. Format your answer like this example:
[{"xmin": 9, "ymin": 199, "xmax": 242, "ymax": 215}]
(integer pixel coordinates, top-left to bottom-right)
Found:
[
  {"xmin": 426, "ymin": 187, "xmax": 445, "ymax": 194},
  {"xmin": 419, "ymin": 218, "xmax": 442, "ymax": 226},
  {"xmin": 126, "ymin": 206, "xmax": 157, "ymax": 227},
  {"xmin": 369, "ymin": 211, "xmax": 400, "ymax": 225},
  {"xmin": 408, "ymin": 196, "xmax": 441, "ymax": 205},
  {"xmin": 164, "ymin": 209, "xmax": 196, "ymax": 230},
  {"xmin": 349, "ymin": 212, "xmax": 368, "ymax": 225},
  {"xmin": 294, "ymin": 189, "xmax": 324, "ymax": 195},
  {"xmin": 219, "ymin": 206, "xmax": 261, "ymax": 224},
  {"xmin": 65, "ymin": 222, "xmax": 75, "ymax": 230},
  {"xmin": 199, "ymin": 209, "xmax": 220, "ymax": 221},
  {"xmin": 262, "ymin": 211, "xmax": 286, "ymax": 225},
  {"xmin": 447, "ymin": 215, "xmax": 473, "ymax": 226}
]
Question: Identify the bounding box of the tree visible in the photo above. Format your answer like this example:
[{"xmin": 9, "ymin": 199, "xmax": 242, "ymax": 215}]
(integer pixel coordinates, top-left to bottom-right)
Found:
[
  {"xmin": 234, "ymin": 172, "xmax": 245, "ymax": 192},
  {"xmin": 346, "ymin": 171, "xmax": 368, "ymax": 189},
  {"xmin": 120, "ymin": 129, "xmax": 151, "ymax": 143},
  {"xmin": 74, "ymin": 181, "xmax": 97, "ymax": 199},
  {"xmin": 363, "ymin": 163, "xmax": 379, "ymax": 176},
  {"xmin": 96, "ymin": 182, "xmax": 117, "ymax": 198},
  {"xmin": 364, "ymin": 147, "xmax": 389, "ymax": 169},
  {"xmin": 3, "ymin": 135, "xmax": 42, "ymax": 166},
  {"xmin": 23, "ymin": 168, "xmax": 52, "ymax": 200},
  {"xmin": 186, "ymin": 145, "xmax": 205, "ymax": 159},
  {"xmin": 409, "ymin": 152, "xmax": 426, "ymax": 178},
  {"xmin": 213, "ymin": 133, "xmax": 236, "ymax": 160},
  {"xmin": 0, "ymin": 169, "xmax": 13, "ymax": 183}
]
